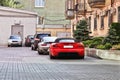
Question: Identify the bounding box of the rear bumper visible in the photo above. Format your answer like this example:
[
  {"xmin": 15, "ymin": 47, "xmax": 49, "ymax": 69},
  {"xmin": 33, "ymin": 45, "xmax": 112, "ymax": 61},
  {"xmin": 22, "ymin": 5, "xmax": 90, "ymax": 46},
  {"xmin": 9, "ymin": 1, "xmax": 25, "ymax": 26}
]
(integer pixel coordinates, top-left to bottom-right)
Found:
[
  {"xmin": 38, "ymin": 47, "xmax": 49, "ymax": 53},
  {"xmin": 50, "ymin": 48, "xmax": 84, "ymax": 57},
  {"xmin": 8, "ymin": 42, "xmax": 22, "ymax": 46}
]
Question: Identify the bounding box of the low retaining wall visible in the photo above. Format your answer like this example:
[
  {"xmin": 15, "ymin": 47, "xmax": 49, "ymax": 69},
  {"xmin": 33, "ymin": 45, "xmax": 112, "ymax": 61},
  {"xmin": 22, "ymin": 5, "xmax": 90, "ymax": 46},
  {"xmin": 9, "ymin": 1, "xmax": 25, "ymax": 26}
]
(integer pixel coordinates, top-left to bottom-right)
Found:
[{"xmin": 85, "ymin": 48, "xmax": 120, "ymax": 60}]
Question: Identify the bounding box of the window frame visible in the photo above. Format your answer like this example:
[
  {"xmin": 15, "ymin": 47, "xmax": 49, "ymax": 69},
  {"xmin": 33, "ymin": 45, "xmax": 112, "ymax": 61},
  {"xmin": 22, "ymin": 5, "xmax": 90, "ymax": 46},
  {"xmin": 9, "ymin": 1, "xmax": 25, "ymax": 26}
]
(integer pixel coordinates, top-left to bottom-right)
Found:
[
  {"xmin": 108, "ymin": 10, "xmax": 112, "ymax": 27},
  {"xmin": 118, "ymin": 7, "xmax": 120, "ymax": 22},
  {"xmin": 100, "ymin": 16, "xmax": 104, "ymax": 29},
  {"xmin": 94, "ymin": 17, "xmax": 97, "ymax": 30},
  {"xmin": 35, "ymin": 0, "xmax": 45, "ymax": 7}
]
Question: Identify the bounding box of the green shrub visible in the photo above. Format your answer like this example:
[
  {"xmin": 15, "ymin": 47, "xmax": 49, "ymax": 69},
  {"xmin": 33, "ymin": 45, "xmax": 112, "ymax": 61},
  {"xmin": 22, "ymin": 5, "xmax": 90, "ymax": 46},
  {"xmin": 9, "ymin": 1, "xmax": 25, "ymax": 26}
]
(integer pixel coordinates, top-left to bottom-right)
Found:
[
  {"xmin": 104, "ymin": 43, "xmax": 112, "ymax": 49},
  {"xmin": 83, "ymin": 37, "xmax": 104, "ymax": 48},
  {"xmin": 96, "ymin": 43, "xmax": 112, "ymax": 50},
  {"xmin": 92, "ymin": 37, "xmax": 104, "ymax": 43},
  {"xmin": 83, "ymin": 40, "xmax": 93, "ymax": 47},
  {"xmin": 103, "ymin": 23, "xmax": 120, "ymax": 45},
  {"xmin": 89, "ymin": 37, "xmax": 104, "ymax": 48},
  {"xmin": 112, "ymin": 44, "xmax": 120, "ymax": 50},
  {"xmin": 96, "ymin": 45, "xmax": 106, "ymax": 50},
  {"xmin": 89, "ymin": 42, "xmax": 98, "ymax": 48}
]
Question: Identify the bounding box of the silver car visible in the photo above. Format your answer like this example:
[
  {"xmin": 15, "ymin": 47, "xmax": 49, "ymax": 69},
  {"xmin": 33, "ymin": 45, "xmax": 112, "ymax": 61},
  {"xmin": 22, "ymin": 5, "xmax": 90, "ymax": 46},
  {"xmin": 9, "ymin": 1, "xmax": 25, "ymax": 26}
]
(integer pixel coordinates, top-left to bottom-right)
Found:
[
  {"xmin": 38, "ymin": 37, "xmax": 57, "ymax": 54},
  {"xmin": 8, "ymin": 35, "xmax": 22, "ymax": 47}
]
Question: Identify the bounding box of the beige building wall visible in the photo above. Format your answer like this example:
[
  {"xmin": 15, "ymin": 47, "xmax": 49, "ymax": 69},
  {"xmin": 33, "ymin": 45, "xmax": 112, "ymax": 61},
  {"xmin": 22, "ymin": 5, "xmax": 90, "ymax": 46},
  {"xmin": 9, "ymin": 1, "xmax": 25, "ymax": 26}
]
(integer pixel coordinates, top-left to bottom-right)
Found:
[
  {"xmin": 0, "ymin": 7, "xmax": 37, "ymax": 46},
  {"xmin": 37, "ymin": 24, "xmax": 71, "ymax": 37},
  {"xmin": 71, "ymin": 0, "xmax": 120, "ymax": 37}
]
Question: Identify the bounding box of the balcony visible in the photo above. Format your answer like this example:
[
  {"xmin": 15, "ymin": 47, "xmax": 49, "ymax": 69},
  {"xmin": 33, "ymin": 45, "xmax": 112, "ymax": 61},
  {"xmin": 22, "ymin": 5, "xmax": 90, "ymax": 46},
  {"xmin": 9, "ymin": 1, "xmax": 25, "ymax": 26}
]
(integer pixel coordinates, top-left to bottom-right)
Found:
[
  {"xmin": 65, "ymin": 0, "xmax": 75, "ymax": 19},
  {"xmin": 88, "ymin": 0, "xmax": 105, "ymax": 8},
  {"xmin": 76, "ymin": 3, "xmax": 87, "ymax": 15},
  {"xmin": 65, "ymin": 9, "xmax": 75, "ymax": 19}
]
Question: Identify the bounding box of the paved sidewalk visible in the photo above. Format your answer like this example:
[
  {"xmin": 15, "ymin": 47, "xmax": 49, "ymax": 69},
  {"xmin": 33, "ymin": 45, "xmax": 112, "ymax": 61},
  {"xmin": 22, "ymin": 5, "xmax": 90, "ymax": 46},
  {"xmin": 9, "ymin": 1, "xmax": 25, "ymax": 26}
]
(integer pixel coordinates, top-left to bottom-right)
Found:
[{"xmin": 0, "ymin": 47, "xmax": 119, "ymax": 80}]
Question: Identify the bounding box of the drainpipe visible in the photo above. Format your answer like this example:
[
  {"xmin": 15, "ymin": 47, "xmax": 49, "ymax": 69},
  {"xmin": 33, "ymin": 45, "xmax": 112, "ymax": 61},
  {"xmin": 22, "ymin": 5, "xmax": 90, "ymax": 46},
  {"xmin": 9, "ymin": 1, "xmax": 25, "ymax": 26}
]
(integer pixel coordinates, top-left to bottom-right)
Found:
[
  {"xmin": 110, "ymin": 0, "xmax": 114, "ymax": 23},
  {"xmin": 83, "ymin": 0, "xmax": 86, "ymax": 19}
]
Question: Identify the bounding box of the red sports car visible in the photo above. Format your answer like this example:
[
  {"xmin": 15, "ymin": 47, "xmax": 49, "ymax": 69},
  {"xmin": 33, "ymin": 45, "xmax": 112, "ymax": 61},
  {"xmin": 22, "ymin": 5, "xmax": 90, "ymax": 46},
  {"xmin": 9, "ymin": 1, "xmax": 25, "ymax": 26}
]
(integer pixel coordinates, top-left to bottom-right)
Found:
[{"xmin": 49, "ymin": 38, "xmax": 84, "ymax": 59}]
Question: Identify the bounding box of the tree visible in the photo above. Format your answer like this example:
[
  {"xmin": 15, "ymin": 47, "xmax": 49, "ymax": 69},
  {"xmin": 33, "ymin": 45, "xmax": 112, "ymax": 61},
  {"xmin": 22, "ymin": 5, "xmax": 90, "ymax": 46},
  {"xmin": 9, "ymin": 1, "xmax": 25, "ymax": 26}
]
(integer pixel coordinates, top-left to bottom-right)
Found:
[
  {"xmin": 0, "ymin": 0, "xmax": 23, "ymax": 8},
  {"xmin": 103, "ymin": 22, "xmax": 120, "ymax": 45},
  {"xmin": 73, "ymin": 20, "xmax": 91, "ymax": 42}
]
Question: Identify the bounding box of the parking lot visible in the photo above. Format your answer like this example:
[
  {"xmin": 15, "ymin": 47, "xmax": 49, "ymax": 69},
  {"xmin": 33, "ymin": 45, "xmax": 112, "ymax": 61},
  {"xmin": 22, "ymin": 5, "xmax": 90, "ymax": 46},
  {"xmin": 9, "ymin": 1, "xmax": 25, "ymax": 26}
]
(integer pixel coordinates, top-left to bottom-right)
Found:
[{"xmin": 0, "ymin": 47, "xmax": 120, "ymax": 80}]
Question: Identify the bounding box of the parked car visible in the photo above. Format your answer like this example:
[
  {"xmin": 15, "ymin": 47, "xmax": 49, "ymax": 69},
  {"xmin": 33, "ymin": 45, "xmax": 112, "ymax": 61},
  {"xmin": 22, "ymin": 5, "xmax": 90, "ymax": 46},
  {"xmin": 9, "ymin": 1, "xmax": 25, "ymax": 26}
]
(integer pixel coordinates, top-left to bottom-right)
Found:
[
  {"xmin": 38, "ymin": 37, "xmax": 57, "ymax": 54},
  {"xmin": 31, "ymin": 33, "xmax": 51, "ymax": 50},
  {"xmin": 25, "ymin": 35, "xmax": 34, "ymax": 47},
  {"xmin": 8, "ymin": 35, "xmax": 22, "ymax": 47},
  {"xmin": 49, "ymin": 38, "xmax": 84, "ymax": 59}
]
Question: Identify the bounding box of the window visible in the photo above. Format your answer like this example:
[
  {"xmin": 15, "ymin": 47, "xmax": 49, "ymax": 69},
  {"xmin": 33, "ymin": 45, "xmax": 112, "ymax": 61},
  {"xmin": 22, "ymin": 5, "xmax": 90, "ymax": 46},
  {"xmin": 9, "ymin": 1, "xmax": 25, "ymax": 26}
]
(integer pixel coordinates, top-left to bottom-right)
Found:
[
  {"xmin": 108, "ymin": 10, "xmax": 112, "ymax": 26},
  {"xmin": 101, "ymin": 16, "xmax": 104, "ymax": 29},
  {"xmin": 94, "ymin": 18, "xmax": 97, "ymax": 30},
  {"xmin": 88, "ymin": 17, "xmax": 91, "ymax": 30},
  {"xmin": 118, "ymin": 7, "xmax": 120, "ymax": 22},
  {"xmin": 35, "ymin": 0, "xmax": 45, "ymax": 7}
]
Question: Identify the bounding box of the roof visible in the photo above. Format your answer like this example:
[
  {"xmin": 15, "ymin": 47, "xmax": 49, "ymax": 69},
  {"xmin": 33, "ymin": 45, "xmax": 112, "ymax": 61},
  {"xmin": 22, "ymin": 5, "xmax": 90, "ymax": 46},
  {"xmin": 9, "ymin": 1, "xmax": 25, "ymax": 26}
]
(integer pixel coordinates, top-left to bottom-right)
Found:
[{"xmin": 0, "ymin": 6, "xmax": 37, "ymax": 16}]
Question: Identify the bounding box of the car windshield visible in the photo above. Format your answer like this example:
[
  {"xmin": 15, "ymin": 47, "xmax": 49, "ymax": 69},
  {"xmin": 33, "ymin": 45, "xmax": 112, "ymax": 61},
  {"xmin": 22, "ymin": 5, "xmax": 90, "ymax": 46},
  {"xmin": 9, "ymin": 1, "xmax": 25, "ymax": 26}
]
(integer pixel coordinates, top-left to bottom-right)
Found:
[
  {"xmin": 55, "ymin": 38, "xmax": 75, "ymax": 43},
  {"xmin": 43, "ymin": 37, "xmax": 57, "ymax": 42},
  {"xmin": 29, "ymin": 36, "xmax": 34, "ymax": 39},
  {"xmin": 59, "ymin": 39, "xmax": 75, "ymax": 43},
  {"xmin": 37, "ymin": 34, "xmax": 50, "ymax": 39},
  {"xmin": 10, "ymin": 35, "xmax": 21, "ymax": 39}
]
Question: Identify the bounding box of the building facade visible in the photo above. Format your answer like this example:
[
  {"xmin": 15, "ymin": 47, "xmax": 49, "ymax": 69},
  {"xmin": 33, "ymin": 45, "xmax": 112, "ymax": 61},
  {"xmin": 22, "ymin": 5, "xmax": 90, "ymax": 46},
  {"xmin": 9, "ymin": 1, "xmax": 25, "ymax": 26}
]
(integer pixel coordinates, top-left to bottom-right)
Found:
[
  {"xmin": 66, "ymin": 0, "xmax": 120, "ymax": 37},
  {"xmin": 0, "ymin": 6, "xmax": 37, "ymax": 46},
  {"xmin": 18, "ymin": 0, "xmax": 71, "ymax": 37}
]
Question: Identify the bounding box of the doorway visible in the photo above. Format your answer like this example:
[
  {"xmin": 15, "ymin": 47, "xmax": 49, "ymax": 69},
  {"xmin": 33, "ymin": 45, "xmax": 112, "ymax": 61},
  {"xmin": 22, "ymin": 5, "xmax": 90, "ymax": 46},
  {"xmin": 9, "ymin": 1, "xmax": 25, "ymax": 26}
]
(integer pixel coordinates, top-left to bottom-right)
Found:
[{"xmin": 11, "ymin": 24, "xmax": 24, "ymax": 39}]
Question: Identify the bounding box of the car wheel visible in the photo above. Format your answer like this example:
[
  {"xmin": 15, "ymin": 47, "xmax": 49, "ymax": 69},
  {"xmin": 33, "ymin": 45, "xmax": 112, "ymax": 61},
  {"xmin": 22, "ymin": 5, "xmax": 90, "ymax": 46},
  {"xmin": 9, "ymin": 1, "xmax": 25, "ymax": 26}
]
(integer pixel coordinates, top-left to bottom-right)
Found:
[
  {"xmin": 31, "ymin": 46, "xmax": 34, "ymax": 50},
  {"xmin": 79, "ymin": 56, "xmax": 84, "ymax": 59},
  {"xmin": 50, "ymin": 54, "xmax": 56, "ymax": 59},
  {"xmin": 38, "ymin": 50, "xmax": 42, "ymax": 55},
  {"xmin": 8, "ymin": 45, "xmax": 10, "ymax": 47},
  {"xmin": 34, "ymin": 47, "xmax": 37, "ymax": 51}
]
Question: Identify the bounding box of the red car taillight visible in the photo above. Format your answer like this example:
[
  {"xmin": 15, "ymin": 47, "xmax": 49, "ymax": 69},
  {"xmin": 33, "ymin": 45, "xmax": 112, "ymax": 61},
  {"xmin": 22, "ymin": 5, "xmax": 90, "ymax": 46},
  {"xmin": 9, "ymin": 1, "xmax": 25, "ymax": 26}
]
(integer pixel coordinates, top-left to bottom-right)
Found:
[
  {"xmin": 78, "ymin": 43, "xmax": 84, "ymax": 48},
  {"xmin": 52, "ymin": 44, "xmax": 59, "ymax": 48},
  {"xmin": 34, "ymin": 38, "xmax": 40, "ymax": 41},
  {"xmin": 27, "ymin": 39, "xmax": 30, "ymax": 42},
  {"xmin": 41, "ymin": 44, "xmax": 47, "ymax": 46}
]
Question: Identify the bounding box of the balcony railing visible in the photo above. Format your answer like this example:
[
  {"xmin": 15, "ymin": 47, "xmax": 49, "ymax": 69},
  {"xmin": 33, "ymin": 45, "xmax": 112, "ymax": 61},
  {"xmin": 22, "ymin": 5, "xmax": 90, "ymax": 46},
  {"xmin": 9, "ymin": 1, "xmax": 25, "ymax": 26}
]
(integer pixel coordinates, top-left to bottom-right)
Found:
[
  {"xmin": 65, "ymin": 9, "xmax": 75, "ymax": 19},
  {"xmin": 76, "ymin": 3, "xmax": 87, "ymax": 14},
  {"xmin": 65, "ymin": 0, "xmax": 75, "ymax": 19},
  {"xmin": 88, "ymin": 0, "xmax": 105, "ymax": 8}
]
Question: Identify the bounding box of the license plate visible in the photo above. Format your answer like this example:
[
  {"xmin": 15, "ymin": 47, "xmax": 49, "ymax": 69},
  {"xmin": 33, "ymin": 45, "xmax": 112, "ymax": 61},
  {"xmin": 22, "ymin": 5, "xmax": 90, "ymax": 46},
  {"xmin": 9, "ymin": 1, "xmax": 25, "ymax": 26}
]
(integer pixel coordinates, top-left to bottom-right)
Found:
[{"xmin": 64, "ymin": 45, "xmax": 73, "ymax": 48}]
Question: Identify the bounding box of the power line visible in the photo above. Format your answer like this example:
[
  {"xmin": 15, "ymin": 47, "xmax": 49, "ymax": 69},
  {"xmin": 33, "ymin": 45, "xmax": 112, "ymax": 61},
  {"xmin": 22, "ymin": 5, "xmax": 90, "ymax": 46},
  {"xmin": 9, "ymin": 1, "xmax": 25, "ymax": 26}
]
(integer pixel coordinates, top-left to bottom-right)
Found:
[{"xmin": 44, "ymin": 18, "xmax": 67, "ymax": 22}]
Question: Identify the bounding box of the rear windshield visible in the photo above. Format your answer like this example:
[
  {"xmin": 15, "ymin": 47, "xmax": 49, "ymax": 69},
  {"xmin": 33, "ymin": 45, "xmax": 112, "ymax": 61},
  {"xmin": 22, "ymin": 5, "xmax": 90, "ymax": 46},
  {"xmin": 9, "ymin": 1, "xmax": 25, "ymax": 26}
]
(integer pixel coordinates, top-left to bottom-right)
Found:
[
  {"xmin": 43, "ymin": 37, "xmax": 57, "ymax": 42},
  {"xmin": 10, "ymin": 36, "xmax": 21, "ymax": 39},
  {"xmin": 36, "ymin": 34, "xmax": 51, "ymax": 39},
  {"xmin": 55, "ymin": 38, "xmax": 75, "ymax": 43},
  {"xmin": 59, "ymin": 39, "xmax": 75, "ymax": 43}
]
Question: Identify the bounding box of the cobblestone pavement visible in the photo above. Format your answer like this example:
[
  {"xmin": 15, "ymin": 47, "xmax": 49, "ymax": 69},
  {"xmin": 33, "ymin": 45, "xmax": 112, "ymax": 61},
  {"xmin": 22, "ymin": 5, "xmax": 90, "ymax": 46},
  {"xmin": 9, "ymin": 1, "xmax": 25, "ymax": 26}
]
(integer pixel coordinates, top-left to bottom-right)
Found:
[{"xmin": 0, "ymin": 47, "xmax": 120, "ymax": 80}]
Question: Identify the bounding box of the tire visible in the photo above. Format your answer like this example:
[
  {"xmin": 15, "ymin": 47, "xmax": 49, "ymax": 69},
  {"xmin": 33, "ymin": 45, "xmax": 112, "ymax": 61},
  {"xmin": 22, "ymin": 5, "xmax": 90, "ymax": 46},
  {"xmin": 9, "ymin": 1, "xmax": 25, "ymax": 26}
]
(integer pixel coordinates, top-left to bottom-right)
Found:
[
  {"xmin": 31, "ymin": 46, "xmax": 34, "ymax": 50},
  {"xmin": 50, "ymin": 54, "xmax": 56, "ymax": 59},
  {"xmin": 34, "ymin": 47, "xmax": 37, "ymax": 51},
  {"xmin": 79, "ymin": 56, "xmax": 84, "ymax": 59},
  {"xmin": 38, "ymin": 50, "xmax": 42, "ymax": 55},
  {"xmin": 8, "ymin": 45, "xmax": 10, "ymax": 47}
]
